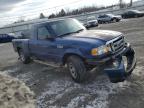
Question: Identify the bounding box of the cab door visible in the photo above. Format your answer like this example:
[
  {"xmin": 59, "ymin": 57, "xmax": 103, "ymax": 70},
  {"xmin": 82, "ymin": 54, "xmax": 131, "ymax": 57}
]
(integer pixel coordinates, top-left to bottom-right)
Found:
[{"xmin": 31, "ymin": 26, "xmax": 57, "ymax": 62}]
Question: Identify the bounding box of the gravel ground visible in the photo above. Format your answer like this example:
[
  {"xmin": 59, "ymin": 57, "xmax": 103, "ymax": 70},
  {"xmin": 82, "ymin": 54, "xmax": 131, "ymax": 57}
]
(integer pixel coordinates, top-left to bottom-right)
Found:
[{"xmin": 0, "ymin": 17, "xmax": 144, "ymax": 108}]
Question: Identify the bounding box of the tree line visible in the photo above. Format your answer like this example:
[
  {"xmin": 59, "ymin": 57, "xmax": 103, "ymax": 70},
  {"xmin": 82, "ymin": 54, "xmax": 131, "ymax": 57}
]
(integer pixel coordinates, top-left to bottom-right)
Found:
[
  {"xmin": 41, "ymin": 5, "xmax": 116, "ymax": 19},
  {"xmin": 14, "ymin": 1, "xmax": 133, "ymax": 23},
  {"xmin": 41, "ymin": 2, "xmax": 130, "ymax": 19}
]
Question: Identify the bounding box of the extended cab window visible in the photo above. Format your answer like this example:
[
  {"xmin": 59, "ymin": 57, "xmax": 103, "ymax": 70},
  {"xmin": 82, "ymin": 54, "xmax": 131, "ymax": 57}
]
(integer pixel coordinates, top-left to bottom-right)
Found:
[{"xmin": 38, "ymin": 26, "xmax": 50, "ymax": 40}]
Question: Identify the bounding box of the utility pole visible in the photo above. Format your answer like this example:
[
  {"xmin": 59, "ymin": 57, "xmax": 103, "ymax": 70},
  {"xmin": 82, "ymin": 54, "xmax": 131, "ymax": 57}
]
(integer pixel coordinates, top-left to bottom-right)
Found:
[
  {"xmin": 119, "ymin": 0, "xmax": 122, "ymax": 8},
  {"xmin": 130, "ymin": 0, "xmax": 133, "ymax": 7}
]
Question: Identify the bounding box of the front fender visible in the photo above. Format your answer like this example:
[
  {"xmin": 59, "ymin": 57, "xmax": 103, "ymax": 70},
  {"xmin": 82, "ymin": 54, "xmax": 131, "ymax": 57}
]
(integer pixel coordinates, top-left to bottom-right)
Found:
[{"xmin": 62, "ymin": 48, "xmax": 86, "ymax": 63}]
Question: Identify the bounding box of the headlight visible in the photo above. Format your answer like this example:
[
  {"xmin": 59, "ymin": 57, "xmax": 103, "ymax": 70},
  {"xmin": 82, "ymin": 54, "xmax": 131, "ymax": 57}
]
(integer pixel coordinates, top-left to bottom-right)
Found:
[{"xmin": 91, "ymin": 45, "xmax": 111, "ymax": 56}]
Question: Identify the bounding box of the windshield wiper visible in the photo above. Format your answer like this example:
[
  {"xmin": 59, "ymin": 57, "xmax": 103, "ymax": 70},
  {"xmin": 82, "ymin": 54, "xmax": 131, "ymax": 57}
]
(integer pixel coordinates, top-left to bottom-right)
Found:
[
  {"xmin": 75, "ymin": 29, "xmax": 84, "ymax": 33},
  {"xmin": 58, "ymin": 29, "xmax": 84, "ymax": 37},
  {"xmin": 58, "ymin": 32, "xmax": 77, "ymax": 37}
]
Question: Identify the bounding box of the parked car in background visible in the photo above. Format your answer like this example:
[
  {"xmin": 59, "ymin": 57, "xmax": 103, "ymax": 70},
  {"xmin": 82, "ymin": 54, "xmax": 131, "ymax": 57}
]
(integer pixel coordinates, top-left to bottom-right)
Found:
[
  {"xmin": 0, "ymin": 34, "xmax": 15, "ymax": 43},
  {"xmin": 121, "ymin": 10, "xmax": 144, "ymax": 18},
  {"xmin": 14, "ymin": 30, "xmax": 30, "ymax": 39},
  {"xmin": 84, "ymin": 16, "xmax": 98, "ymax": 28},
  {"xmin": 97, "ymin": 14, "xmax": 121, "ymax": 24}
]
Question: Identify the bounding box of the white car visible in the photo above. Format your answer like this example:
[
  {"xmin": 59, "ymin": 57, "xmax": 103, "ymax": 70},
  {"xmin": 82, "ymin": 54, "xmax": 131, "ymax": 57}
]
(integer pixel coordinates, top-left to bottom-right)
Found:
[{"xmin": 85, "ymin": 16, "xmax": 98, "ymax": 28}]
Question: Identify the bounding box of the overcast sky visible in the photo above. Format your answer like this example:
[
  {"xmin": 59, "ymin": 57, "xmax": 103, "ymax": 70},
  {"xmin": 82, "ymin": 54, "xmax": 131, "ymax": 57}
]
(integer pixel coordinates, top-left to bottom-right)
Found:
[{"xmin": 0, "ymin": 0, "xmax": 139, "ymax": 26}]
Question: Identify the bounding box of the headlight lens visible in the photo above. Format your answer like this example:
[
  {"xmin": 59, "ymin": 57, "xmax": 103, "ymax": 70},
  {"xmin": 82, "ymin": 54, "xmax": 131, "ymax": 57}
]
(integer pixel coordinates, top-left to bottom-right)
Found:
[{"xmin": 91, "ymin": 45, "xmax": 111, "ymax": 56}]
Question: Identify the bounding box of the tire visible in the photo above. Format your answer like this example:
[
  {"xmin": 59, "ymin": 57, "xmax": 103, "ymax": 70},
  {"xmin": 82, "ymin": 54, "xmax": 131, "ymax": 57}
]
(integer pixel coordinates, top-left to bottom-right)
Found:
[
  {"xmin": 116, "ymin": 19, "xmax": 120, "ymax": 22},
  {"xmin": 67, "ymin": 55, "xmax": 87, "ymax": 83},
  {"xmin": 113, "ymin": 18, "xmax": 117, "ymax": 23},
  {"xmin": 122, "ymin": 15, "xmax": 126, "ymax": 19},
  {"xmin": 134, "ymin": 15, "xmax": 138, "ymax": 18},
  {"xmin": 18, "ymin": 49, "xmax": 31, "ymax": 64},
  {"xmin": 98, "ymin": 20, "xmax": 102, "ymax": 24}
]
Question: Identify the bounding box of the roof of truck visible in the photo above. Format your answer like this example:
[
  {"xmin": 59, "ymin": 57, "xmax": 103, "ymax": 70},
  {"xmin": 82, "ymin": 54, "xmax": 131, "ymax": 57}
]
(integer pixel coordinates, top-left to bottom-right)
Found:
[{"xmin": 31, "ymin": 18, "xmax": 73, "ymax": 26}]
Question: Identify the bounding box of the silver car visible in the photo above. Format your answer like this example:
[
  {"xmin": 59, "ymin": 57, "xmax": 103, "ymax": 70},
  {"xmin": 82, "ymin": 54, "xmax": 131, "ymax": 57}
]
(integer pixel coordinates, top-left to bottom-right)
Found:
[
  {"xmin": 85, "ymin": 16, "xmax": 98, "ymax": 28},
  {"xmin": 97, "ymin": 14, "xmax": 122, "ymax": 24}
]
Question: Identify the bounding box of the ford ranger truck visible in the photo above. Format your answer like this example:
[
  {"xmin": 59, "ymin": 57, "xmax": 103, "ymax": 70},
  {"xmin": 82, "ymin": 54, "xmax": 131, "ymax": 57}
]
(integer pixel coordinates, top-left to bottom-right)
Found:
[{"xmin": 12, "ymin": 18, "xmax": 136, "ymax": 83}]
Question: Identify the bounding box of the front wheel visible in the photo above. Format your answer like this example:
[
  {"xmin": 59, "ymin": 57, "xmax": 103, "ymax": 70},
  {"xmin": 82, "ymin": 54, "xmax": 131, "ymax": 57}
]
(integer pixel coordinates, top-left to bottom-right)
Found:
[
  {"xmin": 113, "ymin": 18, "xmax": 117, "ymax": 23},
  {"xmin": 67, "ymin": 56, "xmax": 87, "ymax": 83},
  {"xmin": 134, "ymin": 15, "xmax": 138, "ymax": 18},
  {"xmin": 98, "ymin": 20, "xmax": 102, "ymax": 24}
]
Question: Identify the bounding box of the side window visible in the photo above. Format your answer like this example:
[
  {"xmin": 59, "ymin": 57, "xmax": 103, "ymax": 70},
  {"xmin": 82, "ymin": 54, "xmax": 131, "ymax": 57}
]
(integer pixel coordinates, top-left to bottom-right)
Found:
[
  {"xmin": 124, "ymin": 12, "xmax": 128, "ymax": 14},
  {"xmin": 104, "ymin": 15, "xmax": 108, "ymax": 18},
  {"xmin": 99, "ymin": 15, "xmax": 104, "ymax": 18},
  {"xmin": 128, "ymin": 11, "xmax": 134, "ymax": 14},
  {"xmin": 38, "ymin": 26, "xmax": 50, "ymax": 40}
]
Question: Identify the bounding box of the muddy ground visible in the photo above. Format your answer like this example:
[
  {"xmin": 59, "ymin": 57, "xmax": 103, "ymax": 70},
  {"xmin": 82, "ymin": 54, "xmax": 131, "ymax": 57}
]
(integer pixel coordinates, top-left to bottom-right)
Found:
[{"xmin": 0, "ymin": 17, "xmax": 144, "ymax": 108}]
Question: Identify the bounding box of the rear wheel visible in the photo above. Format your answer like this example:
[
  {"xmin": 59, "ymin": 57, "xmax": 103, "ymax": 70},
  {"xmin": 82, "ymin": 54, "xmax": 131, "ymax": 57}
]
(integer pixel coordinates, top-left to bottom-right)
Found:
[
  {"xmin": 18, "ymin": 49, "xmax": 31, "ymax": 64},
  {"xmin": 67, "ymin": 56, "xmax": 87, "ymax": 83},
  {"xmin": 116, "ymin": 19, "xmax": 120, "ymax": 22},
  {"xmin": 122, "ymin": 15, "xmax": 125, "ymax": 19}
]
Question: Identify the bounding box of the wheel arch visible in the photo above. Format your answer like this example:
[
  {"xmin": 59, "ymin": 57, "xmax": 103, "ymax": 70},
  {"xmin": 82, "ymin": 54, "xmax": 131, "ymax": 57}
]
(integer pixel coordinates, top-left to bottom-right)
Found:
[
  {"xmin": 63, "ymin": 53, "xmax": 85, "ymax": 65},
  {"xmin": 111, "ymin": 17, "xmax": 116, "ymax": 20}
]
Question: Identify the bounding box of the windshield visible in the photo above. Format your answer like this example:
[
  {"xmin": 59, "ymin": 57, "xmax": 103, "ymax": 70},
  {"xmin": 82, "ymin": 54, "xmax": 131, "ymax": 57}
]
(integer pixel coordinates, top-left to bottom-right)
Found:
[
  {"xmin": 87, "ymin": 16, "xmax": 96, "ymax": 21},
  {"xmin": 49, "ymin": 19, "xmax": 85, "ymax": 37},
  {"xmin": 107, "ymin": 14, "xmax": 115, "ymax": 17}
]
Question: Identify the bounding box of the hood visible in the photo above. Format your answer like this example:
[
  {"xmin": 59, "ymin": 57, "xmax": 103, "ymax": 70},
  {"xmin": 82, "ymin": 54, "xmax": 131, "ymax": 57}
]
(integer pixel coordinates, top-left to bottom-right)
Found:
[
  {"xmin": 62, "ymin": 30, "xmax": 122, "ymax": 46},
  {"xmin": 115, "ymin": 15, "xmax": 122, "ymax": 19},
  {"xmin": 140, "ymin": 11, "xmax": 144, "ymax": 14},
  {"xmin": 87, "ymin": 20, "xmax": 97, "ymax": 23},
  {"xmin": 68, "ymin": 30, "xmax": 122, "ymax": 41}
]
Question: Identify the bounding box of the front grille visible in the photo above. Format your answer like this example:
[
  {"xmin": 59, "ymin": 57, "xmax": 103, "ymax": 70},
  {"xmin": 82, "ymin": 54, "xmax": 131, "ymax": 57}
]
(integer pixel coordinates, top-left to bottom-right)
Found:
[{"xmin": 107, "ymin": 36, "xmax": 125, "ymax": 53}]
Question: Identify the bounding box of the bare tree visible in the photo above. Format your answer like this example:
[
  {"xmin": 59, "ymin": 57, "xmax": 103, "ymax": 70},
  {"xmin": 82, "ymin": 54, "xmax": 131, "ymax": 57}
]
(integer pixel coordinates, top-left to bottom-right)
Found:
[
  {"xmin": 14, "ymin": 16, "xmax": 25, "ymax": 23},
  {"xmin": 119, "ymin": 0, "xmax": 123, "ymax": 8},
  {"xmin": 130, "ymin": 0, "xmax": 133, "ymax": 7},
  {"xmin": 65, "ymin": 8, "xmax": 70, "ymax": 13},
  {"xmin": 119, "ymin": 0, "xmax": 127, "ymax": 8},
  {"xmin": 40, "ymin": 13, "xmax": 45, "ymax": 19}
]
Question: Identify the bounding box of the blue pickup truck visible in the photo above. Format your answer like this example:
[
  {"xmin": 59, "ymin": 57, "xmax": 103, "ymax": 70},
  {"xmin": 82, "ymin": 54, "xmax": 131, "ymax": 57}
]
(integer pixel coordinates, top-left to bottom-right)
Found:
[{"xmin": 12, "ymin": 18, "xmax": 136, "ymax": 83}]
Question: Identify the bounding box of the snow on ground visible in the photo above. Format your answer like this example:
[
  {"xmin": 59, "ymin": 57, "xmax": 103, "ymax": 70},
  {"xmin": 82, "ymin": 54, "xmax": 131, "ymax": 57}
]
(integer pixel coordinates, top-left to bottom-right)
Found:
[
  {"xmin": 1, "ymin": 63, "xmax": 138, "ymax": 108},
  {"xmin": 0, "ymin": 72, "xmax": 36, "ymax": 108},
  {"xmin": 0, "ymin": 44, "xmax": 5, "ymax": 47},
  {"xmin": 37, "ymin": 74, "xmax": 131, "ymax": 108}
]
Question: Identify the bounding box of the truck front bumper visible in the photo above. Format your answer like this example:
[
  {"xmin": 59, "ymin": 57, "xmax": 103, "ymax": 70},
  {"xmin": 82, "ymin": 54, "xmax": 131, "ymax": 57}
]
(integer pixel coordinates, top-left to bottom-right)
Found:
[
  {"xmin": 104, "ymin": 47, "xmax": 136, "ymax": 83},
  {"xmin": 87, "ymin": 43, "xmax": 136, "ymax": 83}
]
